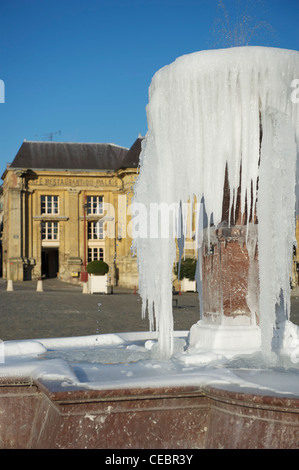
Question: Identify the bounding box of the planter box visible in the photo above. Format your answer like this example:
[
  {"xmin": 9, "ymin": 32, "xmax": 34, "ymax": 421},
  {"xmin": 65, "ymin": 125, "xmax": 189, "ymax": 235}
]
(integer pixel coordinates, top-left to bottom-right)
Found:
[
  {"xmin": 181, "ymin": 278, "xmax": 197, "ymax": 292},
  {"xmin": 88, "ymin": 274, "xmax": 112, "ymax": 294}
]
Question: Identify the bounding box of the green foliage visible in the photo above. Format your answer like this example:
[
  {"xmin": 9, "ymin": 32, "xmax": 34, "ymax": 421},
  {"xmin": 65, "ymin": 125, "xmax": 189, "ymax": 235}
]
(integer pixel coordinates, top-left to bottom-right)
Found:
[
  {"xmin": 86, "ymin": 260, "xmax": 109, "ymax": 275},
  {"xmin": 175, "ymin": 258, "xmax": 197, "ymax": 281}
]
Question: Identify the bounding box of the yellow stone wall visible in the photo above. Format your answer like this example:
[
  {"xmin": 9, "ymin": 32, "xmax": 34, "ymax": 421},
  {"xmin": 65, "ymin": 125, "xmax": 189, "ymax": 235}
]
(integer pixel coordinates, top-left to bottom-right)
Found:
[{"xmin": 2, "ymin": 167, "xmax": 139, "ymax": 287}]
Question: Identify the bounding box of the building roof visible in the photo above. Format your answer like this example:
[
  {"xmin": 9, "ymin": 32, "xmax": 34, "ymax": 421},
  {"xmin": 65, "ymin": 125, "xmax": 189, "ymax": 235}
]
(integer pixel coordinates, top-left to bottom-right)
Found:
[
  {"xmin": 9, "ymin": 138, "xmax": 142, "ymax": 172},
  {"xmin": 119, "ymin": 137, "xmax": 143, "ymax": 169}
]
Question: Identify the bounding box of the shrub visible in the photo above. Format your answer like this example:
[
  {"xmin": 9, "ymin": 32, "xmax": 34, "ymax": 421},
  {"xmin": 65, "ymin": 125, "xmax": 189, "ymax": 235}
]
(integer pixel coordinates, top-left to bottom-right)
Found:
[
  {"xmin": 86, "ymin": 260, "xmax": 109, "ymax": 275},
  {"xmin": 175, "ymin": 258, "xmax": 196, "ymax": 281}
]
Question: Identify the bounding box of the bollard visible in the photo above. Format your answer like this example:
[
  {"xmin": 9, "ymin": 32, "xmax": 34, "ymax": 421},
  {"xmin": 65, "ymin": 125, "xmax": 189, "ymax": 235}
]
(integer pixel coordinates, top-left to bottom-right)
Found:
[
  {"xmin": 6, "ymin": 280, "xmax": 13, "ymax": 291},
  {"xmin": 82, "ymin": 282, "xmax": 89, "ymax": 294},
  {"xmin": 36, "ymin": 279, "xmax": 43, "ymax": 292}
]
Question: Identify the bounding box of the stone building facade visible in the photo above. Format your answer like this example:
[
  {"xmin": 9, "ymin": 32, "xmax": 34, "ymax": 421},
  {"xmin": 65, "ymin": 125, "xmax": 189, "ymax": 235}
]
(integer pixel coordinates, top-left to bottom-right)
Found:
[{"xmin": 1, "ymin": 138, "xmax": 142, "ymax": 288}]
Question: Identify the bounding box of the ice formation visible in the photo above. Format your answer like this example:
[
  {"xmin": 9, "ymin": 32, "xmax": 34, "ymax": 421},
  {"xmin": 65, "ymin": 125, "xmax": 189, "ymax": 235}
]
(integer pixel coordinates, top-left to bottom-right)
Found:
[{"xmin": 133, "ymin": 46, "xmax": 299, "ymax": 359}]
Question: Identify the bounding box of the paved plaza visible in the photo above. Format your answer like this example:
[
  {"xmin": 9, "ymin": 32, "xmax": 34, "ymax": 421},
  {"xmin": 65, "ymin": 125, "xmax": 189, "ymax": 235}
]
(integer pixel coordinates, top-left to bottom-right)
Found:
[
  {"xmin": 0, "ymin": 278, "xmax": 299, "ymax": 342},
  {"xmin": 0, "ymin": 278, "xmax": 200, "ymax": 341}
]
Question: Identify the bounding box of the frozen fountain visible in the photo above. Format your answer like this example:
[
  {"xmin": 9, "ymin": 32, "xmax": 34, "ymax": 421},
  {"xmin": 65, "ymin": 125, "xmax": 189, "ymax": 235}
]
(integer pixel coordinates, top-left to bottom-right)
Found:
[
  {"xmin": 133, "ymin": 45, "xmax": 299, "ymax": 362},
  {"xmin": 1, "ymin": 46, "xmax": 299, "ymax": 449}
]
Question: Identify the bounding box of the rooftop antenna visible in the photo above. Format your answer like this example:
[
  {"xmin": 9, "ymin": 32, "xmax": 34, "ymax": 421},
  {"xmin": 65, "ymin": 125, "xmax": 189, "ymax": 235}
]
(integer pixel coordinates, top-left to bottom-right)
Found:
[{"xmin": 43, "ymin": 130, "xmax": 62, "ymax": 141}]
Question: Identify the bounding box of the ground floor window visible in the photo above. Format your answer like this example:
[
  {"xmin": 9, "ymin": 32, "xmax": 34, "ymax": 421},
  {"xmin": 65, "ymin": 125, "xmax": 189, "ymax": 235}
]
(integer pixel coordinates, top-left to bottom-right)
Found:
[
  {"xmin": 41, "ymin": 221, "xmax": 59, "ymax": 240},
  {"xmin": 88, "ymin": 246, "xmax": 104, "ymax": 262}
]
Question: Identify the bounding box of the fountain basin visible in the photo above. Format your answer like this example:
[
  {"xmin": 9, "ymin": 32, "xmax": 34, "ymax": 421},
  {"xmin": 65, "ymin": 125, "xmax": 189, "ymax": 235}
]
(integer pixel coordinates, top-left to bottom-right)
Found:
[
  {"xmin": 1, "ymin": 378, "xmax": 299, "ymax": 449},
  {"xmin": 0, "ymin": 331, "xmax": 299, "ymax": 448}
]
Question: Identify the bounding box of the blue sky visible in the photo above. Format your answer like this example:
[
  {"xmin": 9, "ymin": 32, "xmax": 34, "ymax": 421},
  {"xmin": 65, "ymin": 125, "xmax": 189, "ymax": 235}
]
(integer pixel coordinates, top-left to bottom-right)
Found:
[{"xmin": 0, "ymin": 0, "xmax": 298, "ymax": 172}]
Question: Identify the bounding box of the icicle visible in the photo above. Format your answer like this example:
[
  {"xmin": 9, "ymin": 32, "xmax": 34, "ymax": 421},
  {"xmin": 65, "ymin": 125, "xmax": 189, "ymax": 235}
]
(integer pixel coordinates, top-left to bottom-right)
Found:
[{"xmin": 258, "ymin": 108, "xmax": 297, "ymax": 356}]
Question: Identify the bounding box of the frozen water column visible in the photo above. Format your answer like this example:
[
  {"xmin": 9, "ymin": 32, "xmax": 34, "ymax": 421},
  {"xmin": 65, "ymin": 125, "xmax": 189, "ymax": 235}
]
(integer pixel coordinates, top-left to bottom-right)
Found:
[
  {"xmin": 200, "ymin": 170, "xmax": 259, "ymax": 326},
  {"xmin": 193, "ymin": 172, "xmax": 262, "ymax": 353},
  {"xmin": 134, "ymin": 47, "xmax": 299, "ymax": 358}
]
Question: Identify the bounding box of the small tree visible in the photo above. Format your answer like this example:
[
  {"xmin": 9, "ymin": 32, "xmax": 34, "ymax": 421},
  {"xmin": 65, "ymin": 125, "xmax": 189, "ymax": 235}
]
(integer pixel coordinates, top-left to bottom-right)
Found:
[
  {"xmin": 175, "ymin": 258, "xmax": 197, "ymax": 281},
  {"xmin": 86, "ymin": 260, "xmax": 109, "ymax": 275}
]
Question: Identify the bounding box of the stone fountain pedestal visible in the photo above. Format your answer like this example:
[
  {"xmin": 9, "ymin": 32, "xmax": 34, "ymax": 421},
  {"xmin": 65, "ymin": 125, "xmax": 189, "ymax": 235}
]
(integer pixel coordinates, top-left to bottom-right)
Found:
[
  {"xmin": 190, "ymin": 176, "xmax": 261, "ymax": 354},
  {"xmin": 189, "ymin": 223, "xmax": 261, "ymax": 354},
  {"xmin": 0, "ymin": 376, "xmax": 298, "ymax": 449}
]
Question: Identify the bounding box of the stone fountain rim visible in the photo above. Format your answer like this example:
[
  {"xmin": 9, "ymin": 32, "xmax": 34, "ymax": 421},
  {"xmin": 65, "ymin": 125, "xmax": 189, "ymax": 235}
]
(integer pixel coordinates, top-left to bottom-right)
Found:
[{"xmin": 2, "ymin": 376, "xmax": 299, "ymax": 413}]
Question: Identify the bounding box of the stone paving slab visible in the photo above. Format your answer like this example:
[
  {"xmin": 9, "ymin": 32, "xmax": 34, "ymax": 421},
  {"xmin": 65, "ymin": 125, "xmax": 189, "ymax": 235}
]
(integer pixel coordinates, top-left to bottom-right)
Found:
[{"xmin": 0, "ymin": 278, "xmax": 200, "ymax": 341}]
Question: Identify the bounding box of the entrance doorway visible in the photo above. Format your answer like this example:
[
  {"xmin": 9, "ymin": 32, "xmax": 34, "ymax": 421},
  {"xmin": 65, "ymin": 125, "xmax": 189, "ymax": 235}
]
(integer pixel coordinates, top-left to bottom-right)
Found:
[{"xmin": 42, "ymin": 248, "xmax": 59, "ymax": 278}]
